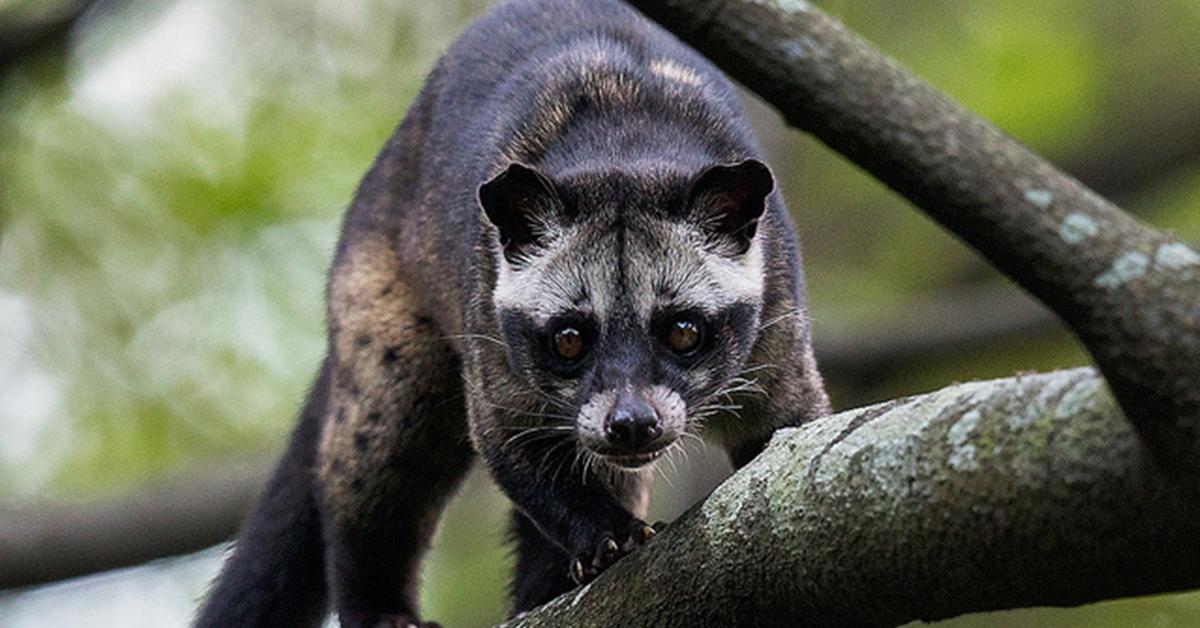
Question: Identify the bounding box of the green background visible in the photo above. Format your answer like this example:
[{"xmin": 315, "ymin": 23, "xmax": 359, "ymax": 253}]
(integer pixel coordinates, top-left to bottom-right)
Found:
[{"xmin": 1, "ymin": 0, "xmax": 1198, "ymax": 625}]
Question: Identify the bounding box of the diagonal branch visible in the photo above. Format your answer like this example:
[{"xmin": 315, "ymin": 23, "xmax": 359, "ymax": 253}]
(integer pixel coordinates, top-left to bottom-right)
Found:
[
  {"xmin": 509, "ymin": 369, "xmax": 1200, "ymax": 626},
  {"xmin": 626, "ymin": 0, "xmax": 1200, "ymax": 473}
]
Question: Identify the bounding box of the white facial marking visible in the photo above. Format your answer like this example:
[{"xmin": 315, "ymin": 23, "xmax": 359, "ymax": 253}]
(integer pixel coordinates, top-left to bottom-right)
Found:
[
  {"xmin": 649, "ymin": 59, "xmax": 703, "ymax": 86},
  {"xmin": 493, "ymin": 226, "xmax": 617, "ymax": 323},
  {"xmin": 577, "ymin": 389, "xmax": 618, "ymax": 443},
  {"xmin": 628, "ymin": 220, "xmax": 765, "ymax": 322},
  {"xmin": 646, "ymin": 385, "xmax": 687, "ymax": 433},
  {"xmin": 577, "ymin": 385, "xmax": 687, "ymax": 452},
  {"xmin": 494, "ymin": 246, "xmax": 575, "ymax": 321},
  {"xmin": 702, "ymin": 237, "xmax": 765, "ymax": 305}
]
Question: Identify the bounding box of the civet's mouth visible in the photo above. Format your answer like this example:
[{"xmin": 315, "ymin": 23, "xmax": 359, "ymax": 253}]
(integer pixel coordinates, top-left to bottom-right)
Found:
[{"xmin": 596, "ymin": 446, "xmax": 668, "ymax": 469}]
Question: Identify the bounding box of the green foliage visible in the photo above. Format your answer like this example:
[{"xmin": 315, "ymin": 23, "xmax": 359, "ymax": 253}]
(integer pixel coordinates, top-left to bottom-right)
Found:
[
  {"xmin": 1, "ymin": 0, "xmax": 1198, "ymax": 625},
  {"xmin": 0, "ymin": 0, "xmax": 481, "ymax": 494}
]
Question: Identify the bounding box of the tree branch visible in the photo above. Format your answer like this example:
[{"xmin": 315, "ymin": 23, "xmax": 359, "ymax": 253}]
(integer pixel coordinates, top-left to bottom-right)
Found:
[
  {"xmin": 0, "ymin": 457, "xmax": 267, "ymax": 589},
  {"xmin": 626, "ymin": 0, "xmax": 1200, "ymax": 473},
  {"xmin": 510, "ymin": 368, "xmax": 1200, "ymax": 626}
]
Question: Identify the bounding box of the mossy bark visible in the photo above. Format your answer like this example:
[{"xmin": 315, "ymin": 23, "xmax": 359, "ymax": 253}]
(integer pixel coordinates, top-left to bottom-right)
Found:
[{"xmin": 508, "ymin": 369, "xmax": 1200, "ymax": 626}]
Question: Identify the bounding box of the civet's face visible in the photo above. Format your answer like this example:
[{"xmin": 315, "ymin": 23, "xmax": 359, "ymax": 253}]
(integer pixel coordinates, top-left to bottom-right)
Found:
[{"xmin": 480, "ymin": 160, "xmax": 773, "ymax": 468}]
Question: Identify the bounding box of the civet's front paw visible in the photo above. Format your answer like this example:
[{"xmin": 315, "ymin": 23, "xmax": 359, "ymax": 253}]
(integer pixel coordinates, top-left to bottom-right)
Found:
[{"xmin": 570, "ymin": 521, "xmax": 658, "ymax": 585}]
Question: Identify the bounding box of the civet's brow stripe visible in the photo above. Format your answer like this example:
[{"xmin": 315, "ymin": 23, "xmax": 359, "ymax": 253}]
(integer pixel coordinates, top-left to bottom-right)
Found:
[{"xmin": 494, "ymin": 216, "xmax": 766, "ymax": 323}]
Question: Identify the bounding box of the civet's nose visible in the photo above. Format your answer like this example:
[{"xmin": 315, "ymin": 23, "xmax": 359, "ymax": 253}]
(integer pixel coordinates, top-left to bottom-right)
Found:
[{"xmin": 604, "ymin": 392, "xmax": 663, "ymax": 453}]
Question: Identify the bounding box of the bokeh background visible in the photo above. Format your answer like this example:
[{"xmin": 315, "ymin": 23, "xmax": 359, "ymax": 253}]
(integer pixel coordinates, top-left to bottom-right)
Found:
[{"xmin": 2, "ymin": 0, "xmax": 1199, "ymax": 626}]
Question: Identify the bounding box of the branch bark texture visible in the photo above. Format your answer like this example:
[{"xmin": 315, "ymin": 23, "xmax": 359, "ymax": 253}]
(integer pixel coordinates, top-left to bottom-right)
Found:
[
  {"xmin": 626, "ymin": 0, "xmax": 1200, "ymax": 472},
  {"xmin": 511, "ymin": 369, "xmax": 1200, "ymax": 626}
]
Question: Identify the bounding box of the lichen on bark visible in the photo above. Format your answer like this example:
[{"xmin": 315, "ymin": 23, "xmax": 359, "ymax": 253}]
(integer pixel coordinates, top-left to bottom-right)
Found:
[{"xmin": 509, "ymin": 369, "xmax": 1200, "ymax": 627}]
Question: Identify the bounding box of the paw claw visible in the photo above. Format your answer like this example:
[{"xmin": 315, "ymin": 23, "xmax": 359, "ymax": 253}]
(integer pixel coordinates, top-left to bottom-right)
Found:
[
  {"xmin": 570, "ymin": 558, "xmax": 589, "ymax": 584},
  {"xmin": 569, "ymin": 520, "xmax": 657, "ymax": 585}
]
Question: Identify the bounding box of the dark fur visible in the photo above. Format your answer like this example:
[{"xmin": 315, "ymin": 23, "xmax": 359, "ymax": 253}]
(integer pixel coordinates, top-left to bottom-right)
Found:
[{"xmin": 195, "ymin": 0, "xmax": 828, "ymax": 625}]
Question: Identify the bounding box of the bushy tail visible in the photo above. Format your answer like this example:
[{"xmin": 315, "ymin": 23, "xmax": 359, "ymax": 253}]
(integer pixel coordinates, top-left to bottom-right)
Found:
[{"xmin": 194, "ymin": 364, "xmax": 331, "ymax": 628}]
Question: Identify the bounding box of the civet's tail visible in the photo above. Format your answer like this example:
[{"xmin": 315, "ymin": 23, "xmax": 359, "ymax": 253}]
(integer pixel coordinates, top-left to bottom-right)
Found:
[{"xmin": 193, "ymin": 363, "xmax": 331, "ymax": 628}]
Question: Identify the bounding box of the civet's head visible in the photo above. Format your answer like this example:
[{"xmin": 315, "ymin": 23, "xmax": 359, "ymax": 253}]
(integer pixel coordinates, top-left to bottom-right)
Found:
[{"xmin": 478, "ymin": 160, "xmax": 773, "ymax": 468}]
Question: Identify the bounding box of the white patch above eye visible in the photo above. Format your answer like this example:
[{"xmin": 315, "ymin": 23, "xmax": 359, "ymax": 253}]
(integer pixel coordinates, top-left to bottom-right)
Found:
[
  {"xmin": 648, "ymin": 59, "xmax": 703, "ymax": 86},
  {"xmin": 494, "ymin": 215, "xmax": 764, "ymax": 328},
  {"xmin": 629, "ymin": 221, "xmax": 766, "ymax": 320},
  {"xmin": 701, "ymin": 236, "xmax": 765, "ymax": 305},
  {"xmin": 493, "ymin": 228, "xmax": 618, "ymax": 324},
  {"xmin": 494, "ymin": 249, "xmax": 576, "ymax": 323}
]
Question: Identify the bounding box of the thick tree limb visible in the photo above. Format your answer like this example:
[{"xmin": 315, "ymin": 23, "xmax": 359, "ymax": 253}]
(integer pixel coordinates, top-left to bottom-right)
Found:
[
  {"xmin": 510, "ymin": 368, "xmax": 1200, "ymax": 626},
  {"xmin": 626, "ymin": 0, "xmax": 1200, "ymax": 472},
  {"xmin": 0, "ymin": 457, "xmax": 266, "ymax": 589}
]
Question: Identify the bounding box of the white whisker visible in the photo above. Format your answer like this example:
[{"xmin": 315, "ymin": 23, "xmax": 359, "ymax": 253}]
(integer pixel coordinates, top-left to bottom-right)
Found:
[
  {"xmin": 759, "ymin": 308, "xmax": 799, "ymax": 332},
  {"xmin": 444, "ymin": 333, "xmax": 510, "ymax": 348}
]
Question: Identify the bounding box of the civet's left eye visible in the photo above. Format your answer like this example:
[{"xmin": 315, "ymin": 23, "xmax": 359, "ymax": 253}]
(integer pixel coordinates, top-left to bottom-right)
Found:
[
  {"xmin": 552, "ymin": 326, "xmax": 586, "ymax": 361},
  {"xmin": 664, "ymin": 318, "xmax": 703, "ymax": 355}
]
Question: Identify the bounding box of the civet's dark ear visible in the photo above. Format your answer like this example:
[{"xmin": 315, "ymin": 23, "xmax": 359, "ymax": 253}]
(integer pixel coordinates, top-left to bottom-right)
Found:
[
  {"xmin": 686, "ymin": 159, "xmax": 775, "ymax": 255},
  {"xmin": 478, "ymin": 162, "xmax": 563, "ymax": 263}
]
